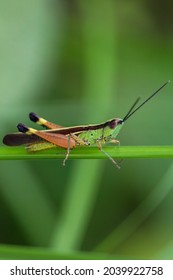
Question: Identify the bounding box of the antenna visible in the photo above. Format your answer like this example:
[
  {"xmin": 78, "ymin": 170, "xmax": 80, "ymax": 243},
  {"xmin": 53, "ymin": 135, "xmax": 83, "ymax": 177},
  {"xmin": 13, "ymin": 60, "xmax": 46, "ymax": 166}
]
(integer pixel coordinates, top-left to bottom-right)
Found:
[
  {"xmin": 122, "ymin": 97, "xmax": 141, "ymax": 123},
  {"xmin": 123, "ymin": 81, "xmax": 170, "ymax": 122}
]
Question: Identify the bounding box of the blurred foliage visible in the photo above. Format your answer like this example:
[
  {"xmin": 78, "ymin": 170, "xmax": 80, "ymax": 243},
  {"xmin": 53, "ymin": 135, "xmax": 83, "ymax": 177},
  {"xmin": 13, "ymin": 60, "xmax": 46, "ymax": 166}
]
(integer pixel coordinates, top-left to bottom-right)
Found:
[{"xmin": 0, "ymin": 0, "xmax": 173, "ymax": 259}]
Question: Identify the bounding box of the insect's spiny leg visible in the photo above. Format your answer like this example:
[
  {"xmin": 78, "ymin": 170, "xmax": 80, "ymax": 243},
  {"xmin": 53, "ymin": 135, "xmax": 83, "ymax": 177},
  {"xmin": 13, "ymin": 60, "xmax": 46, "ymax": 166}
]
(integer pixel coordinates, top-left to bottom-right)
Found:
[
  {"xmin": 101, "ymin": 127, "xmax": 105, "ymax": 142},
  {"xmin": 97, "ymin": 141, "xmax": 120, "ymax": 169},
  {"xmin": 62, "ymin": 133, "xmax": 87, "ymax": 166},
  {"xmin": 63, "ymin": 134, "xmax": 71, "ymax": 166}
]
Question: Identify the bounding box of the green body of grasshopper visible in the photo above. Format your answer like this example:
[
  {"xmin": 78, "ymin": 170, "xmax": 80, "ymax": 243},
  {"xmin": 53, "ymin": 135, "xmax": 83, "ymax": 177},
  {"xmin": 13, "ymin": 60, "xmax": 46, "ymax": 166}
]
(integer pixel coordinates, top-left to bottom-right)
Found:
[
  {"xmin": 77, "ymin": 120, "xmax": 123, "ymax": 145},
  {"xmin": 3, "ymin": 81, "xmax": 169, "ymax": 168}
]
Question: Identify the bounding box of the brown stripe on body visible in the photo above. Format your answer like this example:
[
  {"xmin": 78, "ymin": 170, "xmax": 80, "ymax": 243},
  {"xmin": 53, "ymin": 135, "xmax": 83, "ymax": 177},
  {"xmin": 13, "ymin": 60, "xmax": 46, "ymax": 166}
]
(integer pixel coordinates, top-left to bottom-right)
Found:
[{"xmin": 46, "ymin": 119, "xmax": 117, "ymax": 135}]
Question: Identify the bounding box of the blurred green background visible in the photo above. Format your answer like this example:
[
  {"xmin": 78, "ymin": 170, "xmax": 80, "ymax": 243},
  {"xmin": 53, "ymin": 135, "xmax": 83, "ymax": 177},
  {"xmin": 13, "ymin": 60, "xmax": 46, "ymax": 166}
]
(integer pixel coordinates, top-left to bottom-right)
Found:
[{"xmin": 0, "ymin": 0, "xmax": 173, "ymax": 259}]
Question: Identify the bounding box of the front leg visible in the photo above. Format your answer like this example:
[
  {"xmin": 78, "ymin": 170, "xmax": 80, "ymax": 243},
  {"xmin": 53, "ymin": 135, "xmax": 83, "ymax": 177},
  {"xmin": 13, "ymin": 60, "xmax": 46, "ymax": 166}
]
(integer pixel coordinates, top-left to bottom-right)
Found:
[{"xmin": 110, "ymin": 139, "xmax": 120, "ymax": 145}]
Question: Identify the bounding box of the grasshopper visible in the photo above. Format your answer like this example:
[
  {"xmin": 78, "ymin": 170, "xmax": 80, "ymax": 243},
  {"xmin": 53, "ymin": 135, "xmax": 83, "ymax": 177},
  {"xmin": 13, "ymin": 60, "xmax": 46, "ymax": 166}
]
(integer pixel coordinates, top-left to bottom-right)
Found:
[{"xmin": 3, "ymin": 81, "xmax": 169, "ymax": 168}]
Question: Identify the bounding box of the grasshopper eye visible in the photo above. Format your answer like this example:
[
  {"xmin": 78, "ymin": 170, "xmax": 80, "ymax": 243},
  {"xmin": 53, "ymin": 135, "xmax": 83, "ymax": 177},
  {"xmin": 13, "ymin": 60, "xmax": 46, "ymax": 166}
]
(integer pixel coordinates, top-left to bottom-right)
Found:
[
  {"xmin": 109, "ymin": 119, "xmax": 123, "ymax": 129},
  {"xmin": 109, "ymin": 119, "xmax": 116, "ymax": 129}
]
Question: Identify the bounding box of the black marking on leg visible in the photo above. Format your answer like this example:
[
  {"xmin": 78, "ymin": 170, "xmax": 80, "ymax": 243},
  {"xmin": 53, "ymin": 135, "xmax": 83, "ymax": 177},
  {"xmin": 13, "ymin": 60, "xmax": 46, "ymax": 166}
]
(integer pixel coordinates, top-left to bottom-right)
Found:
[
  {"xmin": 17, "ymin": 123, "xmax": 29, "ymax": 133},
  {"xmin": 29, "ymin": 112, "xmax": 39, "ymax": 123}
]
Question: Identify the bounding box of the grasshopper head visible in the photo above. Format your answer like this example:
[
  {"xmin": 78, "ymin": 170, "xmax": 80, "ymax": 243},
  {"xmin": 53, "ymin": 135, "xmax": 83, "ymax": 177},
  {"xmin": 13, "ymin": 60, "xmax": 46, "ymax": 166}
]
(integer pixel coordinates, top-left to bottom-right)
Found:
[{"xmin": 109, "ymin": 118, "xmax": 124, "ymax": 139}]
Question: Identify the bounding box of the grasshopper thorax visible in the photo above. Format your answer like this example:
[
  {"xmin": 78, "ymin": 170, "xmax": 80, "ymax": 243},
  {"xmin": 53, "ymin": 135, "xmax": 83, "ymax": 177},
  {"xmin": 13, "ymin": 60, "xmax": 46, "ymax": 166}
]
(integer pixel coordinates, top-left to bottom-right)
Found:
[{"xmin": 107, "ymin": 118, "xmax": 124, "ymax": 139}]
